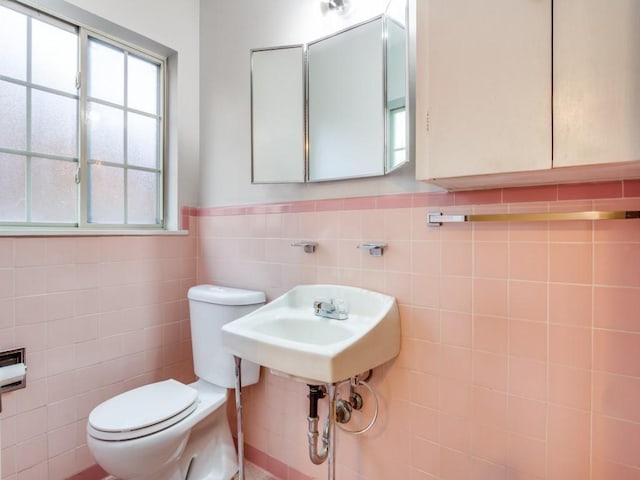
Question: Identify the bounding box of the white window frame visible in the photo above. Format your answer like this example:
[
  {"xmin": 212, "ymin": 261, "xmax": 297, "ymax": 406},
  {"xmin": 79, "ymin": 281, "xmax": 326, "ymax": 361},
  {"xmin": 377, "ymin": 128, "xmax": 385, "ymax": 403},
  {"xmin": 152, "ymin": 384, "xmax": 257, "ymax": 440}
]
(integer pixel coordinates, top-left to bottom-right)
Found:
[{"xmin": 0, "ymin": 0, "xmax": 169, "ymax": 234}]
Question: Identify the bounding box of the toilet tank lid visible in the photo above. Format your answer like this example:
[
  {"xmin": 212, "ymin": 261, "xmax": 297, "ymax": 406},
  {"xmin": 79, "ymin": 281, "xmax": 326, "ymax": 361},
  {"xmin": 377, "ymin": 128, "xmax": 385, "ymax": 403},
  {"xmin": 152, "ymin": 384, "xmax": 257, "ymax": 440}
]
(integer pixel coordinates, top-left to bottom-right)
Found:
[{"xmin": 188, "ymin": 285, "xmax": 266, "ymax": 306}]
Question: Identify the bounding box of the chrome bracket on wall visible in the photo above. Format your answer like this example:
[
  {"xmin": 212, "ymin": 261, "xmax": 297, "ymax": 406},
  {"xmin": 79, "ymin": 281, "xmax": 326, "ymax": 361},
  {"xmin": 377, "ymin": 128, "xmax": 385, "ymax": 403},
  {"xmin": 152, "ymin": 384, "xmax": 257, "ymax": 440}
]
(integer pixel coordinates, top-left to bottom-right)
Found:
[
  {"xmin": 427, "ymin": 210, "xmax": 640, "ymax": 227},
  {"xmin": 291, "ymin": 241, "xmax": 318, "ymax": 253},
  {"xmin": 357, "ymin": 242, "xmax": 387, "ymax": 256}
]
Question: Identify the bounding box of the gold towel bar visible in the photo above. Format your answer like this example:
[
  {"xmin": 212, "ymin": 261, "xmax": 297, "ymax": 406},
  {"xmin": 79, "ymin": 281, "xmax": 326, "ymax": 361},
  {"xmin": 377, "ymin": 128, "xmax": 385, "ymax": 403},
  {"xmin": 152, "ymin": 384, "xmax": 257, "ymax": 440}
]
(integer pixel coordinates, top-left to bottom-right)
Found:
[{"xmin": 427, "ymin": 210, "xmax": 640, "ymax": 227}]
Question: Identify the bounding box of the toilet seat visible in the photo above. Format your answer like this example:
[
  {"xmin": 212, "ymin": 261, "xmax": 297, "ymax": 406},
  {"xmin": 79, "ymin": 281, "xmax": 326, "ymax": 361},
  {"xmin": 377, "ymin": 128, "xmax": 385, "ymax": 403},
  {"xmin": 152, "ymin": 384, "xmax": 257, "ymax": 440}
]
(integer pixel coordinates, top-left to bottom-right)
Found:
[{"xmin": 88, "ymin": 379, "xmax": 199, "ymax": 441}]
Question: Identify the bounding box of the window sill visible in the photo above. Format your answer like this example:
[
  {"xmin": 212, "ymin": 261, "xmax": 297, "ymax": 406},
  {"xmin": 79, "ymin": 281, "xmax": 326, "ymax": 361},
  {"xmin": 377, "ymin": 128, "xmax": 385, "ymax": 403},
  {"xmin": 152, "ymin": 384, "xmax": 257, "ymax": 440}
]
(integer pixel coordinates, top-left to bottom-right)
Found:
[{"xmin": 0, "ymin": 228, "xmax": 190, "ymax": 237}]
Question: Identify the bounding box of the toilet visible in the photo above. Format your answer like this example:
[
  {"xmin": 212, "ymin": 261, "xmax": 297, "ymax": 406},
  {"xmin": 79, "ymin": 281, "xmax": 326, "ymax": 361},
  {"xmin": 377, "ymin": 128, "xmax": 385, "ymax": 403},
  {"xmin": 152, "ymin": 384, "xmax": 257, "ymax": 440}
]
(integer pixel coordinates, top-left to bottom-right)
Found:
[{"xmin": 86, "ymin": 285, "xmax": 265, "ymax": 480}]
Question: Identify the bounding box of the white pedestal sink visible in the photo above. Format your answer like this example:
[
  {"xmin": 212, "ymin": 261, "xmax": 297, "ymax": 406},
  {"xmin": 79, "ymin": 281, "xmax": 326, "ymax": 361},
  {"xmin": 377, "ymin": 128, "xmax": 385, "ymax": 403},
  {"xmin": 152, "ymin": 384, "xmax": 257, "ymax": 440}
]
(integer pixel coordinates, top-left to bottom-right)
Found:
[{"xmin": 221, "ymin": 284, "xmax": 401, "ymax": 384}]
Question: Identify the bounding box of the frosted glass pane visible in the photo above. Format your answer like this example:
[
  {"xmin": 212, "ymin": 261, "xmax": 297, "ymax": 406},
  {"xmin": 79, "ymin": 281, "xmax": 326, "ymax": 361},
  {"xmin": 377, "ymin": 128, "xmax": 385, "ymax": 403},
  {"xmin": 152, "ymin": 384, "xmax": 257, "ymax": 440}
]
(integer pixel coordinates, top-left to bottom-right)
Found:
[
  {"xmin": 128, "ymin": 55, "xmax": 159, "ymax": 114},
  {"xmin": 0, "ymin": 153, "xmax": 26, "ymax": 222},
  {"xmin": 0, "ymin": 80, "xmax": 26, "ymax": 150},
  {"xmin": 88, "ymin": 39, "xmax": 124, "ymax": 105},
  {"xmin": 0, "ymin": 6, "xmax": 27, "ymax": 80},
  {"xmin": 89, "ymin": 164, "xmax": 124, "ymax": 224},
  {"xmin": 87, "ymin": 102, "xmax": 124, "ymax": 164},
  {"xmin": 32, "ymin": 19, "xmax": 77, "ymax": 94},
  {"xmin": 31, "ymin": 90, "xmax": 78, "ymax": 157},
  {"xmin": 127, "ymin": 170, "xmax": 157, "ymax": 224},
  {"xmin": 31, "ymin": 158, "xmax": 77, "ymax": 223},
  {"xmin": 127, "ymin": 113, "xmax": 158, "ymax": 168}
]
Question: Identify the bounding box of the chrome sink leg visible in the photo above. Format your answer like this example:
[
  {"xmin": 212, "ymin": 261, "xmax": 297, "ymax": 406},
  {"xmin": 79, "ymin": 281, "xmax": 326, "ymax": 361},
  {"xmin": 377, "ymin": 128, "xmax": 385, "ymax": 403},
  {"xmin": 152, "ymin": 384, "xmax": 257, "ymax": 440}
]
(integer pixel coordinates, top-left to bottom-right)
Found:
[
  {"xmin": 234, "ymin": 356, "xmax": 245, "ymax": 480},
  {"xmin": 327, "ymin": 383, "xmax": 337, "ymax": 480}
]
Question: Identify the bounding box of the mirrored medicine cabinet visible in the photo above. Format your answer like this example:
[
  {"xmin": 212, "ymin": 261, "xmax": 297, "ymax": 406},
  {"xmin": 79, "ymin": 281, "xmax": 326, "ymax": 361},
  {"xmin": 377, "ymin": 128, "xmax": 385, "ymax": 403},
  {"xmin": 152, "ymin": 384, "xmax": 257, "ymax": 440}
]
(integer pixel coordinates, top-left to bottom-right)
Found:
[{"xmin": 250, "ymin": 0, "xmax": 409, "ymax": 184}]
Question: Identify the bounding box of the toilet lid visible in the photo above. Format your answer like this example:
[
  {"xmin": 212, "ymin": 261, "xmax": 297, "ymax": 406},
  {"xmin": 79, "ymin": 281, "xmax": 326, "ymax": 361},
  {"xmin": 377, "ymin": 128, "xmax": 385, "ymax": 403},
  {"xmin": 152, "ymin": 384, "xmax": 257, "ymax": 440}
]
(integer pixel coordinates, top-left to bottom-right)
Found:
[{"xmin": 88, "ymin": 379, "xmax": 198, "ymax": 441}]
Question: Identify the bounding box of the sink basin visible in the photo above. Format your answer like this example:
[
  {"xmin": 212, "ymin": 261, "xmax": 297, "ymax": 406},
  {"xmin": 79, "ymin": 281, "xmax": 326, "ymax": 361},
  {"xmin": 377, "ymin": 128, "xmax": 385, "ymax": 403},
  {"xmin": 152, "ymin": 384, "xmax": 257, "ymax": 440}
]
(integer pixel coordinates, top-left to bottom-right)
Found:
[{"xmin": 221, "ymin": 284, "xmax": 401, "ymax": 384}]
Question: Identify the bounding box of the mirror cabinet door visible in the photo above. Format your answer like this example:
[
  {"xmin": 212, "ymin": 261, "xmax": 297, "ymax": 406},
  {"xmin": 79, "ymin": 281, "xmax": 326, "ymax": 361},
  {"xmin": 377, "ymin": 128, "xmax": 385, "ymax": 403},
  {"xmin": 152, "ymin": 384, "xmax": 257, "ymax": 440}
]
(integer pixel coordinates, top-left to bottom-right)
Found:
[
  {"xmin": 251, "ymin": 46, "xmax": 305, "ymax": 183},
  {"xmin": 307, "ymin": 18, "xmax": 385, "ymax": 182},
  {"xmin": 386, "ymin": 16, "xmax": 408, "ymax": 172}
]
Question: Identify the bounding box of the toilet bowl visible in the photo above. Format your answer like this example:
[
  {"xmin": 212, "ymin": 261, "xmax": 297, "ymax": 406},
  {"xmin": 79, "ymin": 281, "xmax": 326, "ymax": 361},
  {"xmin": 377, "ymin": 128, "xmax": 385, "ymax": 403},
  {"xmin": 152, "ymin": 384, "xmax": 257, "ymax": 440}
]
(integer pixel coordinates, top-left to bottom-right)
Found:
[{"xmin": 86, "ymin": 285, "xmax": 265, "ymax": 480}]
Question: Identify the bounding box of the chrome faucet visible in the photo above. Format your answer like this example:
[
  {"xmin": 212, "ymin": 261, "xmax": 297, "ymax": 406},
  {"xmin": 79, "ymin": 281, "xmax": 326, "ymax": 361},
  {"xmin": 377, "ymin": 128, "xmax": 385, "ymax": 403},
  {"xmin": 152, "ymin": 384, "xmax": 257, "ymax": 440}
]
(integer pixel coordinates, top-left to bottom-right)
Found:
[{"xmin": 313, "ymin": 298, "xmax": 348, "ymax": 320}]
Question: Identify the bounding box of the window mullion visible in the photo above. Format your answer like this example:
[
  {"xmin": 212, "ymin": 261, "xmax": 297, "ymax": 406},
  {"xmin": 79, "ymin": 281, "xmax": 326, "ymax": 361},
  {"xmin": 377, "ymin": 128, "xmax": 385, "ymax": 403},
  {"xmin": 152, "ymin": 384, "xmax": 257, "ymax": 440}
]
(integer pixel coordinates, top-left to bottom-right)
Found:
[
  {"xmin": 25, "ymin": 13, "xmax": 32, "ymax": 222},
  {"xmin": 123, "ymin": 50, "xmax": 129, "ymax": 225},
  {"xmin": 78, "ymin": 27, "xmax": 89, "ymax": 228}
]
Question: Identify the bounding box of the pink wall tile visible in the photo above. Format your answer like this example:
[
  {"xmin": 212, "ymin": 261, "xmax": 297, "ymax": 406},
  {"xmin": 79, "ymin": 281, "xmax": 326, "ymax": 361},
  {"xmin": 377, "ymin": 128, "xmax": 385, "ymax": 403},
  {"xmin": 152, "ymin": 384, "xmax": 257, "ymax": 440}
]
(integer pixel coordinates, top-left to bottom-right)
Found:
[
  {"xmin": 592, "ymin": 414, "xmax": 640, "ymax": 468},
  {"xmin": 549, "ymin": 364, "xmax": 592, "ymax": 411},
  {"xmin": 473, "ymin": 242, "xmax": 507, "ymax": 278},
  {"xmin": 440, "ymin": 276, "xmax": 472, "ymax": 313},
  {"xmin": 594, "ymin": 285, "xmax": 640, "ymax": 332},
  {"xmin": 440, "ymin": 311, "xmax": 471, "ymax": 347},
  {"xmin": 471, "ymin": 424, "xmax": 508, "ymax": 466},
  {"xmin": 473, "ymin": 315, "xmax": 508, "ymax": 354},
  {"xmin": 509, "ymin": 319, "xmax": 547, "ymax": 362},
  {"xmin": 472, "ymin": 386, "xmax": 507, "ymax": 430},
  {"xmin": 473, "ymin": 278, "xmax": 507, "ymax": 317},
  {"xmin": 592, "ymin": 457, "xmax": 640, "ymax": 480},
  {"xmin": 472, "ymin": 351, "xmax": 507, "ymax": 392},
  {"xmin": 503, "ymin": 184, "xmax": 557, "ymax": 203},
  {"xmin": 549, "ymin": 324, "xmax": 592, "ymax": 369},
  {"xmin": 508, "ymin": 279, "xmax": 547, "ymax": 322},
  {"xmin": 507, "ymin": 433, "xmax": 546, "ymax": 479},
  {"xmin": 507, "ymin": 395, "xmax": 546, "ymax": 440},
  {"xmin": 454, "ymin": 189, "xmax": 502, "ymax": 206},
  {"xmin": 558, "ymin": 181, "xmax": 623, "ymax": 200},
  {"xmin": 549, "ymin": 283, "xmax": 592, "ymax": 327},
  {"xmin": 440, "ymin": 447, "xmax": 471, "ymax": 480},
  {"xmin": 593, "ymin": 371, "xmax": 640, "ymax": 423},
  {"xmin": 594, "ymin": 243, "xmax": 640, "ymax": 287},
  {"xmin": 594, "ymin": 329, "xmax": 640, "ymax": 377},
  {"xmin": 441, "ymin": 241, "xmax": 472, "ymax": 276},
  {"xmin": 550, "ymin": 243, "xmax": 593, "ymax": 284},
  {"xmin": 509, "ymin": 242, "xmax": 548, "ymax": 281},
  {"xmin": 509, "ymin": 357, "xmax": 547, "ymax": 401}
]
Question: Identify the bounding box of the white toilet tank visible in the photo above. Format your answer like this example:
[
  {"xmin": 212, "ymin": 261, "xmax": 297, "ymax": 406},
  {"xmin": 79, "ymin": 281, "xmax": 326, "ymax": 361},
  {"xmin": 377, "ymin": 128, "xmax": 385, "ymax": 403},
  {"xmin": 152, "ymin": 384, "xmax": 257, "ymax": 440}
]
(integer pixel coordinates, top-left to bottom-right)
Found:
[{"xmin": 188, "ymin": 285, "xmax": 265, "ymax": 388}]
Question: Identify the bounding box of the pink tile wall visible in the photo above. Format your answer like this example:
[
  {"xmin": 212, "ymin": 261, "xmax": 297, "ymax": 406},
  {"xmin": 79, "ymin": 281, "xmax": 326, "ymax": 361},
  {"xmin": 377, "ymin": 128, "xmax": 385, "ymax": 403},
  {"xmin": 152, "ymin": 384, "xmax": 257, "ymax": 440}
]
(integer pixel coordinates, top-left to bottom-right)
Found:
[
  {"xmin": 196, "ymin": 181, "xmax": 640, "ymax": 480},
  {"xmin": 0, "ymin": 232, "xmax": 198, "ymax": 480}
]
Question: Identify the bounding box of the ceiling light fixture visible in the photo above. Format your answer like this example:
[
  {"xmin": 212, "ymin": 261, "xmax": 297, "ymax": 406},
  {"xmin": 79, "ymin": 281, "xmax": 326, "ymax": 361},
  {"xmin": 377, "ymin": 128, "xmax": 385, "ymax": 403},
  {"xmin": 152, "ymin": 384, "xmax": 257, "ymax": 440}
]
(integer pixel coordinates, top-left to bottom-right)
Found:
[{"xmin": 321, "ymin": 0, "xmax": 350, "ymax": 15}]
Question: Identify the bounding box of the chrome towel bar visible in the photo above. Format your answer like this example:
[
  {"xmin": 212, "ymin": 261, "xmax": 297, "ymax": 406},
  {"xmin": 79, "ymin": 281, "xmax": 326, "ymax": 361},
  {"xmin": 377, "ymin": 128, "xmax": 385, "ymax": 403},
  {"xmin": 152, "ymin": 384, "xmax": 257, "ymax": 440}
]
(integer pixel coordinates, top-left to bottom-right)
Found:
[{"xmin": 427, "ymin": 210, "xmax": 640, "ymax": 227}]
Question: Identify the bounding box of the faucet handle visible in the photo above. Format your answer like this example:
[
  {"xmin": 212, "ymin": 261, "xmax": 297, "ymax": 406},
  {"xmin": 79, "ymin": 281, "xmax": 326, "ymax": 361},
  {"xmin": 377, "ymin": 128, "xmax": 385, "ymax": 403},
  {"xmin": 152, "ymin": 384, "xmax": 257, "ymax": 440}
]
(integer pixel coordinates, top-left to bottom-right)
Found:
[
  {"xmin": 313, "ymin": 298, "xmax": 334, "ymax": 312},
  {"xmin": 333, "ymin": 298, "xmax": 348, "ymax": 315}
]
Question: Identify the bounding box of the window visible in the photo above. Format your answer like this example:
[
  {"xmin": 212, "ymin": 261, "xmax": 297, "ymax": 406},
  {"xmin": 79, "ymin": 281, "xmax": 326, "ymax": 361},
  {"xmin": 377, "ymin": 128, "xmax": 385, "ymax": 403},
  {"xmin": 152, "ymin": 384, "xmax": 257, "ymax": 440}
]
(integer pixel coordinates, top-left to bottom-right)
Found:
[{"xmin": 0, "ymin": 0, "xmax": 164, "ymax": 229}]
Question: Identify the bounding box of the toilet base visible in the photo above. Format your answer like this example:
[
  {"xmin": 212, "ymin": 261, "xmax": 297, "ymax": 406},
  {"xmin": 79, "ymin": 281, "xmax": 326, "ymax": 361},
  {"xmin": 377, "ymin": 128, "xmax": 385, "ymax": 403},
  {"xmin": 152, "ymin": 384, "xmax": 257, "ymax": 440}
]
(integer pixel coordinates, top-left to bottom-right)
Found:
[
  {"xmin": 178, "ymin": 405, "xmax": 239, "ymax": 480},
  {"xmin": 120, "ymin": 405, "xmax": 238, "ymax": 480}
]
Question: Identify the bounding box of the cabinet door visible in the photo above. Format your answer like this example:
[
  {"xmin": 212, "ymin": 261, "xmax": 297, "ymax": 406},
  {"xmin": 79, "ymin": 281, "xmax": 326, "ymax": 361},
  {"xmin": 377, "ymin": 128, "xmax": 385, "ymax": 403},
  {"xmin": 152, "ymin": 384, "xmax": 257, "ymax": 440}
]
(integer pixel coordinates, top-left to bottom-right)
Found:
[
  {"xmin": 554, "ymin": 0, "xmax": 640, "ymax": 167},
  {"xmin": 416, "ymin": 0, "xmax": 552, "ymax": 180}
]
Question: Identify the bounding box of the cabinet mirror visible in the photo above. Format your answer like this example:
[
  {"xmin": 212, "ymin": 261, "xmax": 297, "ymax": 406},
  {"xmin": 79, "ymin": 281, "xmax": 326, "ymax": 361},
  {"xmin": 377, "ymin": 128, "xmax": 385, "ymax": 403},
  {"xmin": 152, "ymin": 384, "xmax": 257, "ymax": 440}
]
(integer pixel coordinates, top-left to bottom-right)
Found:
[{"xmin": 250, "ymin": 45, "xmax": 306, "ymax": 183}]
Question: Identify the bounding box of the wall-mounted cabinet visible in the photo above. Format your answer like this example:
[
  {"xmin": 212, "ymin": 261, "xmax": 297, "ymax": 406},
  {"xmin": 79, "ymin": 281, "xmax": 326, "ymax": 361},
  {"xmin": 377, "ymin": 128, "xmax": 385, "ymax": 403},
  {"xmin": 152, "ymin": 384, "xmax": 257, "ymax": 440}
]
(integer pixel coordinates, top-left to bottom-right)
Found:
[
  {"xmin": 554, "ymin": 0, "xmax": 640, "ymax": 168},
  {"xmin": 415, "ymin": 0, "xmax": 551, "ymax": 181},
  {"xmin": 416, "ymin": 0, "xmax": 640, "ymax": 189}
]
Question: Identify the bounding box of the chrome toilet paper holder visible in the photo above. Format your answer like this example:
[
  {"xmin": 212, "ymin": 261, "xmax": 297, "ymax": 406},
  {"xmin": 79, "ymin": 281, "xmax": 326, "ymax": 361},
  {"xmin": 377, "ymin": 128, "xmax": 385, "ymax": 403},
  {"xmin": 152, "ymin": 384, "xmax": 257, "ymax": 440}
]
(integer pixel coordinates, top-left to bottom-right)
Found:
[{"xmin": 0, "ymin": 347, "xmax": 27, "ymax": 413}]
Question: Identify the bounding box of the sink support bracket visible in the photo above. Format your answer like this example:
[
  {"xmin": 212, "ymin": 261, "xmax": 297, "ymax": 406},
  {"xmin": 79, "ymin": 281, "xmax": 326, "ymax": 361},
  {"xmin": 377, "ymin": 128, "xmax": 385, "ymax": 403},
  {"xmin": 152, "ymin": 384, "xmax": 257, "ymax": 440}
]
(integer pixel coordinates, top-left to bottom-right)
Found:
[{"xmin": 234, "ymin": 356, "xmax": 245, "ymax": 480}]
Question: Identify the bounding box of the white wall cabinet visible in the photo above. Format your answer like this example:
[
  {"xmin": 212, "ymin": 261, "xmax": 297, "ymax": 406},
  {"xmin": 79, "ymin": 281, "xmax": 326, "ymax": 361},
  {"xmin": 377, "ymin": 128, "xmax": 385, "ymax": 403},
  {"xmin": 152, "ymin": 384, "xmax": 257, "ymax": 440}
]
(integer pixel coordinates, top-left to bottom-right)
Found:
[
  {"xmin": 415, "ymin": 0, "xmax": 552, "ymax": 181},
  {"xmin": 416, "ymin": 0, "xmax": 640, "ymax": 189},
  {"xmin": 554, "ymin": 0, "xmax": 640, "ymax": 168}
]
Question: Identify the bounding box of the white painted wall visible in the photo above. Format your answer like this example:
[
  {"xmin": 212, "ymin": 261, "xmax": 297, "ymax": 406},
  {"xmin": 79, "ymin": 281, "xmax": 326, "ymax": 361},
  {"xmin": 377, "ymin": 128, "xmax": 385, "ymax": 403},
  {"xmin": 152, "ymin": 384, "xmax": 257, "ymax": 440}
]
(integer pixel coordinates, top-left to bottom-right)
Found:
[
  {"xmin": 200, "ymin": 0, "xmax": 433, "ymax": 207},
  {"xmin": 24, "ymin": 0, "xmax": 200, "ymax": 226}
]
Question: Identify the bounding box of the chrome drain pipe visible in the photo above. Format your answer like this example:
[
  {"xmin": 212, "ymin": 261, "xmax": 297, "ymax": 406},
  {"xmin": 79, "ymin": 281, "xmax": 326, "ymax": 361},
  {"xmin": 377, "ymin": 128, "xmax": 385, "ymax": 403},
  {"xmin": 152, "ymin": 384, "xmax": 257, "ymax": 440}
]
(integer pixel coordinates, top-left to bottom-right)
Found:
[
  {"xmin": 306, "ymin": 416, "xmax": 329, "ymax": 465},
  {"xmin": 306, "ymin": 384, "xmax": 337, "ymax": 479}
]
